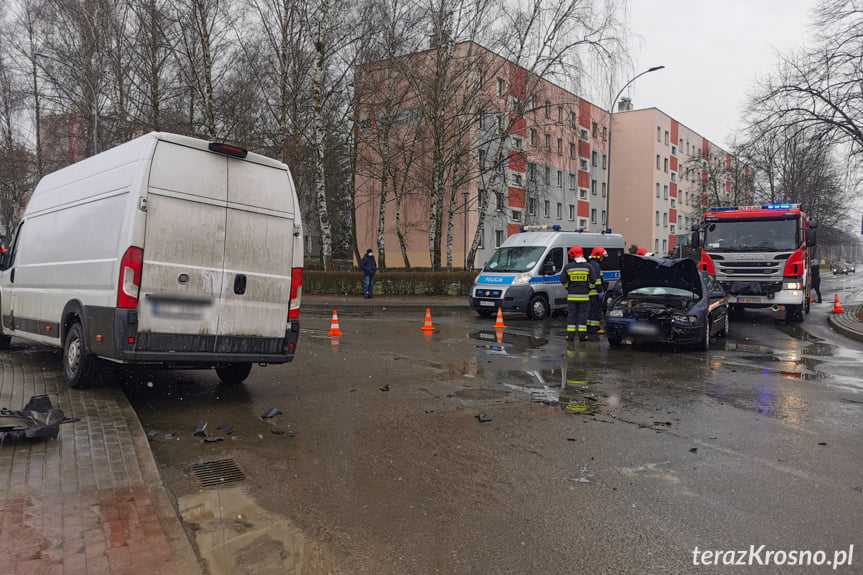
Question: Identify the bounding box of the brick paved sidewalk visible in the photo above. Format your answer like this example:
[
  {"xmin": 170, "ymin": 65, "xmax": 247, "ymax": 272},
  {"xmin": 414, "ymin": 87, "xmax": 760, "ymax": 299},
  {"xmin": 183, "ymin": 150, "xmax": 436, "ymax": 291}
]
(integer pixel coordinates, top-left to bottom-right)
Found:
[{"xmin": 0, "ymin": 342, "xmax": 201, "ymax": 575}]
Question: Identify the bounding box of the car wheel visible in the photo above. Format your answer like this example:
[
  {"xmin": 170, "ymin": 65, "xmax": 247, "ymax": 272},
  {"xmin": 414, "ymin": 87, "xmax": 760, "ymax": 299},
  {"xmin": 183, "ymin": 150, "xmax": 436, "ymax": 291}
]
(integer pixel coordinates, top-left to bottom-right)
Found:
[
  {"xmin": 216, "ymin": 362, "xmax": 252, "ymax": 385},
  {"xmin": 64, "ymin": 322, "xmax": 97, "ymax": 389},
  {"xmin": 717, "ymin": 312, "xmax": 729, "ymax": 338},
  {"xmin": 527, "ymin": 295, "xmax": 549, "ymax": 320},
  {"xmin": 477, "ymin": 309, "xmax": 494, "ymax": 319},
  {"xmin": 607, "ymin": 334, "xmax": 623, "ymax": 347},
  {"xmin": 699, "ymin": 320, "xmax": 711, "ymax": 351}
]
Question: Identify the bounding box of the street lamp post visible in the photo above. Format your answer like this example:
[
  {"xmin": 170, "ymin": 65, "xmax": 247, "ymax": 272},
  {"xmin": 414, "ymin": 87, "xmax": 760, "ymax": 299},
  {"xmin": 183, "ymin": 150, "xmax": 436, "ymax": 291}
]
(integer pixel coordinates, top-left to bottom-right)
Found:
[
  {"xmin": 604, "ymin": 66, "xmax": 665, "ymax": 233},
  {"xmin": 35, "ymin": 53, "xmax": 99, "ymax": 155}
]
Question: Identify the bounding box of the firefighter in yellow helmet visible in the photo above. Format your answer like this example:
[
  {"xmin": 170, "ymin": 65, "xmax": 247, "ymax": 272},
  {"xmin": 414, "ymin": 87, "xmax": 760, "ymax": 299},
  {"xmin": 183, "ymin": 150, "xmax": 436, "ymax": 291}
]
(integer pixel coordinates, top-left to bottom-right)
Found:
[
  {"xmin": 587, "ymin": 246, "xmax": 608, "ymax": 336},
  {"xmin": 560, "ymin": 246, "xmax": 597, "ymax": 341}
]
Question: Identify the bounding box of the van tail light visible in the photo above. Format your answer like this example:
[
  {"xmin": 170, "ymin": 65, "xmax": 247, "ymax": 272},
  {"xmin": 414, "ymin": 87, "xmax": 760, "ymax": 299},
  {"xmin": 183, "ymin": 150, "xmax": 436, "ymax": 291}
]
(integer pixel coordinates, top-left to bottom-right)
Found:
[
  {"xmin": 288, "ymin": 268, "xmax": 303, "ymax": 319},
  {"xmin": 784, "ymin": 247, "xmax": 805, "ymax": 277},
  {"xmin": 118, "ymin": 247, "xmax": 143, "ymax": 309},
  {"xmin": 698, "ymin": 250, "xmax": 715, "ymax": 275}
]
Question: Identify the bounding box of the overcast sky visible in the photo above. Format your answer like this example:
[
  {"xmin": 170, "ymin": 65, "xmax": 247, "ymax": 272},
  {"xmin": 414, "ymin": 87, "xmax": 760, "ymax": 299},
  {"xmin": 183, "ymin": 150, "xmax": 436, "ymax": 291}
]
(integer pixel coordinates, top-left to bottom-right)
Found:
[{"xmin": 622, "ymin": 0, "xmax": 817, "ymax": 150}]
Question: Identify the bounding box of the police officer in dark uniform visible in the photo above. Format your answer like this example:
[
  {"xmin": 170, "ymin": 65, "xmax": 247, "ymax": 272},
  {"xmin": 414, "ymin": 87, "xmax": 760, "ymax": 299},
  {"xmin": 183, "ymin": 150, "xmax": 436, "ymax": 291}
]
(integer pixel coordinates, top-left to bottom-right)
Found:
[
  {"xmin": 587, "ymin": 247, "xmax": 608, "ymax": 336},
  {"xmin": 561, "ymin": 246, "xmax": 597, "ymax": 341},
  {"xmin": 811, "ymin": 260, "xmax": 822, "ymax": 303}
]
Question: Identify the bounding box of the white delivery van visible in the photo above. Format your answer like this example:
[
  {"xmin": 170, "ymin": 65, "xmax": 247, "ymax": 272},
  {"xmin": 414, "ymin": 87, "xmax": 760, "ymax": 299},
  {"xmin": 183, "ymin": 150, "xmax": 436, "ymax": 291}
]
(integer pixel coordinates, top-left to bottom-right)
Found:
[
  {"xmin": 0, "ymin": 132, "xmax": 303, "ymax": 388},
  {"xmin": 468, "ymin": 226, "xmax": 625, "ymax": 320}
]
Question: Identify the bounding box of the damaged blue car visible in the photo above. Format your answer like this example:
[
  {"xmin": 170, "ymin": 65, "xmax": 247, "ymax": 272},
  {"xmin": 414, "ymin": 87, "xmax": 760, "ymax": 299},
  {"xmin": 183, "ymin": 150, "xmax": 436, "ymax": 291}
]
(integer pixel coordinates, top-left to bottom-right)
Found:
[{"xmin": 605, "ymin": 254, "xmax": 729, "ymax": 350}]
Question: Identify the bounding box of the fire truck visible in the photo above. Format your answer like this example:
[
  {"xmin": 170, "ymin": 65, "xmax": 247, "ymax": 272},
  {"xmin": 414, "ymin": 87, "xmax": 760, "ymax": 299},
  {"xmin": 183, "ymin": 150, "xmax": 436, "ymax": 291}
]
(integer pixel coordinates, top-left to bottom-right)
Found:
[{"xmin": 691, "ymin": 204, "xmax": 817, "ymax": 322}]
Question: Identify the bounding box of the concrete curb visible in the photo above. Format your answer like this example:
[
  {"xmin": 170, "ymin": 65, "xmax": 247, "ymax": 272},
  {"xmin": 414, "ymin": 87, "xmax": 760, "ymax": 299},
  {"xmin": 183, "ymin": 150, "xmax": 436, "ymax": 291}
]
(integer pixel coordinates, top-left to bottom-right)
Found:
[
  {"xmin": 827, "ymin": 303, "xmax": 863, "ymax": 343},
  {"xmin": 118, "ymin": 390, "xmax": 205, "ymax": 575}
]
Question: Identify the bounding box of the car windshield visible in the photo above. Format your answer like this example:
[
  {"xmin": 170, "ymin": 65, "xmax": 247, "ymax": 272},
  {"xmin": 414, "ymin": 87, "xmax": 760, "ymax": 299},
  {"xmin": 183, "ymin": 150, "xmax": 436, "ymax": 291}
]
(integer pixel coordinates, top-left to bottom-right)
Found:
[
  {"xmin": 628, "ymin": 286, "xmax": 697, "ymax": 298},
  {"xmin": 482, "ymin": 246, "xmax": 546, "ymax": 273},
  {"xmin": 703, "ymin": 217, "xmax": 799, "ymax": 252}
]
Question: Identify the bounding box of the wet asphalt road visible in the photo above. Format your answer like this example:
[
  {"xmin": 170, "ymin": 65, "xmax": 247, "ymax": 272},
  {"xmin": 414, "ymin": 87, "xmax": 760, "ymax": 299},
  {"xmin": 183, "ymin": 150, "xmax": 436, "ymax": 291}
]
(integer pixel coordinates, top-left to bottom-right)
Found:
[{"xmin": 123, "ymin": 273, "xmax": 863, "ymax": 574}]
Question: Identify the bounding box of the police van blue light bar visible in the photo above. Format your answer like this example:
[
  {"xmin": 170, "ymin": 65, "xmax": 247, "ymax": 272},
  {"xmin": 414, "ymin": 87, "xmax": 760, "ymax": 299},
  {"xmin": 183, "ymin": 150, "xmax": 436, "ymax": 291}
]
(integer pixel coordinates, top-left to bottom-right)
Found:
[{"xmin": 519, "ymin": 225, "xmax": 561, "ymax": 232}]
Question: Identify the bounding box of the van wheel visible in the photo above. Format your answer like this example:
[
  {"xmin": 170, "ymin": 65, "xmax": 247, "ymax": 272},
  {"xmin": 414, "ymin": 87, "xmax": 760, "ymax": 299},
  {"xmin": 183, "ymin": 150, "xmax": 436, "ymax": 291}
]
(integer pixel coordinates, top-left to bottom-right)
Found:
[
  {"xmin": 216, "ymin": 363, "xmax": 252, "ymax": 385},
  {"xmin": 607, "ymin": 334, "xmax": 623, "ymax": 347},
  {"xmin": 527, "ymin": 295, "xmax": 549, "ymax": 320},
  {"xmin": 64, "ymin": 322, "xmax": 96, "ymax": 389},
  {"xmin": 0, "ymin": 334, "xmax": 10, "ymax": 350}
]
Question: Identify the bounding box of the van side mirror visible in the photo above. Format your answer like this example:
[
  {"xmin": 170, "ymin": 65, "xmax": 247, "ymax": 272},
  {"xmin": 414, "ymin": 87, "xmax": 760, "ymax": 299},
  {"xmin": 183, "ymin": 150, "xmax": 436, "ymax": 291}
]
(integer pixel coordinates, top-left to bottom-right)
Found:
[{"xmin": 541, "ymin": 262, "xmax": 555, "ymax": 275}]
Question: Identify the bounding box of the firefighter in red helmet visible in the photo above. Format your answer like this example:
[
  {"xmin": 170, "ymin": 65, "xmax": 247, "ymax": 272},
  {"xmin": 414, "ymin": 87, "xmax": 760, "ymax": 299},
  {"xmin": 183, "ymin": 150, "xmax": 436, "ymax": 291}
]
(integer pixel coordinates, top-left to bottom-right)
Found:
[
  {"xmin": 636, "ymin": 247, "xmax": 648, "ymax": 256},
  {"xmin": 587, "ymin": 246, "xmax": 608, "ymax": 336},
  {"xmin": 560, "ymin": 245, "xmax": 597, "ymax": 341}
]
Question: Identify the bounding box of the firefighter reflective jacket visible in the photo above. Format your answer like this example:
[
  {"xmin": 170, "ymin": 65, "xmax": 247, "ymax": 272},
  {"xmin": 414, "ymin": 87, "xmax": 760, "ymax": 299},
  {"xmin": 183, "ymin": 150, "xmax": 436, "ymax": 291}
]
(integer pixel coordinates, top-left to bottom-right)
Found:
[{"xmin": 560, "ymin": 259, "xmax": 597, "ymax": 302}]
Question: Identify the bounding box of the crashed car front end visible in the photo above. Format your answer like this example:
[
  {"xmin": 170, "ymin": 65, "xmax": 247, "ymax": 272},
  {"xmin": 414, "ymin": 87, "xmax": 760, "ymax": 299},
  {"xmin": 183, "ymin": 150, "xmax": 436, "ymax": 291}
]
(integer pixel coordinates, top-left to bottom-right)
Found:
[{"xmin": 606, "ymin": 293, "xmax": 707, "ymax": 345}]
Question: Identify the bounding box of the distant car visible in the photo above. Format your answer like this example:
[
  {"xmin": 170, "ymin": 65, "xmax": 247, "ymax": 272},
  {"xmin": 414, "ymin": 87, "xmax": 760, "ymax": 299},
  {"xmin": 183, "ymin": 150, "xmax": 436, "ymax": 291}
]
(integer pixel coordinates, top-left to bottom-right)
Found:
[
  {"xmin": 849, "ymin": 263, "xmax": 856, "ymax": 273},
  {"xmin": 605, "ymin": 254, "xmax": 729, "ymax": 350},
  {"xmin": 833, "ymin": 263, "xmax": 849, "ymax": 275}
]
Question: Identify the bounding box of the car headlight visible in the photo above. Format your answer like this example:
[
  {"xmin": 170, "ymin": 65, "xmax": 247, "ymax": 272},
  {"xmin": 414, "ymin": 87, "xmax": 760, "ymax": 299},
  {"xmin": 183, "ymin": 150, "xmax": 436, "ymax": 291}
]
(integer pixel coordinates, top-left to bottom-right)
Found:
[
  {"xmin": 608, "ymin": 309, "xmax": 623, "ymax": 318},
  {"xmin": 512, "ymin": 273, "xmax": 532, "ymax": 285},
  {"xmin": 672, "ymin": 314, "xmax": 700, "ymax": 325},
  {"xmin": 783, "ymin": 281, "xmax": 802, "ymax": 290}
]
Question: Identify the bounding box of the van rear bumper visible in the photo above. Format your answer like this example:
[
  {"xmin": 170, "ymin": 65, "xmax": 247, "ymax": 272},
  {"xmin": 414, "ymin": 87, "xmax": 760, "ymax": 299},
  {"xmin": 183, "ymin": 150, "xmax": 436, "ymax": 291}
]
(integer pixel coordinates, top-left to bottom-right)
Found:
[{"xmin": 86, "ymin": 306, "xmax": 299, "ymax": 365}]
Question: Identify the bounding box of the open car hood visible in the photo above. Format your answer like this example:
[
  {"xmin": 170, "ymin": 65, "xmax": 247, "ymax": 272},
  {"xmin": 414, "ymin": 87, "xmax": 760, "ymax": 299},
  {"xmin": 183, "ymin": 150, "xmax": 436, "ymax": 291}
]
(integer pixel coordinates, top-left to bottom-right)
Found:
[{"xmin": 620, "ymin": 254, "xmax": 703, "ymax": 297}]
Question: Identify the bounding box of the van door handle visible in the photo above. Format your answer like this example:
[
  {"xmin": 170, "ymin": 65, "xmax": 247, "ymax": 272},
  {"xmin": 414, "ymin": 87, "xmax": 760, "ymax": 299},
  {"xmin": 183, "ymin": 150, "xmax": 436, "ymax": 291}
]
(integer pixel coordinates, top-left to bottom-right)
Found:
[
  {"xmin": 233, "ymin": 274, "xmax": 247, "ymax": 295},
  {"xmin": 10, "ymin": 268, "xmax": 14, "ymax": 284}
]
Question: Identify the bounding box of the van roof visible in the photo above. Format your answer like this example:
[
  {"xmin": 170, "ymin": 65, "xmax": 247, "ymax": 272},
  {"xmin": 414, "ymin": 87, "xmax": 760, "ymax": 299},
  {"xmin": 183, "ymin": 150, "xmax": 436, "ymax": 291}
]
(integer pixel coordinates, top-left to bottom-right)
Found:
[{"xmin": 500, "ymin": 231, "xmax": 625, "ymax": 249}]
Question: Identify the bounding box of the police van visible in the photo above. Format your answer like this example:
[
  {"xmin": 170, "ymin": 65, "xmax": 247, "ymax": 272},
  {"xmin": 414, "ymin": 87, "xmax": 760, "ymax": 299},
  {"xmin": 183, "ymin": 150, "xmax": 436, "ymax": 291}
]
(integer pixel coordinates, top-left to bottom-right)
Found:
[{"xmin": 468, "ymin": 226, "xmax": 625, "ymax": 320}]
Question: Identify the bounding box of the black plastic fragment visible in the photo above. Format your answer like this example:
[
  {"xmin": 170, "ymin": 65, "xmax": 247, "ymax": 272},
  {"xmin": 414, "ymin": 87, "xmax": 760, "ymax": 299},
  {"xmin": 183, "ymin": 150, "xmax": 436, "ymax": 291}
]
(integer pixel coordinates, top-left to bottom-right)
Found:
[
  {"xmin": 261, "ymin": 408, "xmax": 282, "ymax": 419},
  {"xmin": 216, "ymin": 424, "xmax": 234, "ymax": 435},
  {"xmin": 476, "ymin": 414, "xmax": 492, "ymax": 422},
  {"xmin": 192, "ymin": 422, "xmax": 208, "ymax": 437}
]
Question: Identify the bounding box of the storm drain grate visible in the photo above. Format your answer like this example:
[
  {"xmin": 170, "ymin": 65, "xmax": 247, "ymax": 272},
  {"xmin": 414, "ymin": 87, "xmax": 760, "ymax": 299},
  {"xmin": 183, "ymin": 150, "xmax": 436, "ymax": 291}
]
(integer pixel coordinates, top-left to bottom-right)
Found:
[{"xmin": 188, "ymin": 458, "xmax": 248, "ymax": 488}]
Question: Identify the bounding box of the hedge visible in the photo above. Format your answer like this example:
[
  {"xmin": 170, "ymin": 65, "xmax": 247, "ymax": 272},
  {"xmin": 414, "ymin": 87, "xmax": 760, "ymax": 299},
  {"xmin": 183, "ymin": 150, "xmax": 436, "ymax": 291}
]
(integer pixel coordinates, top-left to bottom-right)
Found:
[{"xmin": 303, "ymin": 270, "xmax": 478, "ymax": 296}]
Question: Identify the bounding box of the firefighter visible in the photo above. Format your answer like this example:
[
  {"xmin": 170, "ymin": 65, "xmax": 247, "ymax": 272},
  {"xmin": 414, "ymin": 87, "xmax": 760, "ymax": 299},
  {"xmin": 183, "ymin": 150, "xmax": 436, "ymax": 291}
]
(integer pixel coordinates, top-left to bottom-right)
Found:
[
  {"xmin": 587, "ymin": 246, "xmax": 608, "ymax": 335},
  {"xmin": 561, "ymin": 246, "xmax": 597, "ymax": 341},
  {"xmin": 635, "ymin": 247, "xmax": 648, "ymax": 256}
]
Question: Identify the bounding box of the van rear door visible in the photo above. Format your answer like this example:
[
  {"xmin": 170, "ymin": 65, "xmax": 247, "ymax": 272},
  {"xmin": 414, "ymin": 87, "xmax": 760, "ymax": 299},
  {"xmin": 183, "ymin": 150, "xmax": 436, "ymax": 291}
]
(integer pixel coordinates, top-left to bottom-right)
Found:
[{"xmin": 136, "ymin": 140, "xmax": 295, "ymax": 354}]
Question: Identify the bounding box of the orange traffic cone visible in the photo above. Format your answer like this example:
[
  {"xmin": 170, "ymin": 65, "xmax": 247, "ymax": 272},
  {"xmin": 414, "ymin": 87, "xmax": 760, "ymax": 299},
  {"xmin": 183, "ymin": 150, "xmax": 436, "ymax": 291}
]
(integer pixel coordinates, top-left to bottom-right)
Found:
[
  {"xmin": 832, "ymin": 294, "xmax": 845, "ymax": 314},
  {"xmin": 328, "ymin": 310, "xmax": 343, "ymax": 336},
  {"xmin": 421, "ymin": 308, "xmax": 435, "ymax": 331},
  {"xmin": 493, "ymin": 307, "xmax": 506, "ymax": 329}
]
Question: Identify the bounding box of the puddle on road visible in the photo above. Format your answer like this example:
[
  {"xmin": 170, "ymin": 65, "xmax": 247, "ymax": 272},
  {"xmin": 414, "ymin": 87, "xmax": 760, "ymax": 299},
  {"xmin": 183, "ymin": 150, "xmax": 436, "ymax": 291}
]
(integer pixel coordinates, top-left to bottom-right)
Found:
[{"xmin": 179, "ymin": 486, "xmax": 339, "ymax": 575}]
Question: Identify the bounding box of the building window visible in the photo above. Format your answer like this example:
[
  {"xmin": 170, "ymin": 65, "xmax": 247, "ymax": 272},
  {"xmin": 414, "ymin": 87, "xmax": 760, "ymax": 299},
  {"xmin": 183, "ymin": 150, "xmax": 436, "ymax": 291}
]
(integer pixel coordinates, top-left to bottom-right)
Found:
[
  {"xmin": 591, "ymin": 180, "xmax": 597, "ymax": 195},
  {"xmin": 656, "ymin": 183, "xmax": 660, "ymax": 198},
  {"xmin": 478, "ymin": 226, "xmax": 484, "ymax": 249},
  {"xmin": 579, "ymin": 158, "xmax": 588, "ymax": 171},
  {"xmin": 545, "ymin": 134, "xmax": 550, "ymax": 151},
  {"xmin": 496, "ymin": 192, "xmax": 504, "ymax": 211},
  {"xmin": 670, "ymin": 224, "xmax": 676, "ymax": 234},
  {"xmin": 655, "ymin": 211, "xmax": 659, "ymax": 225},
  {"xmin": 497, "ymin": 78, "xmax": 504, "ymax": 97},
  {"xmin": 655, "ymin": 239, "xmax": 659, "ymax": 252},
  {"xmin": 570, "ymin": 111, "xmax": 576, "ymax": 128},
  {"xmin": 592, "ymin": 151, "xmax": 598, "ymax": 167},
  {"xmin": 601, "ymin": 210, "xmax": 606, "ymax": 226},
  {"xmin": 545, "ymin": 100, "xmax": 551, "ymax": 118},
  {"xmin": 663, "ymin": 185, "xmax": 668, "ymax": 199},
  {"xmin": 602, "ymin": 183, "xmax": 606, "ymax": 197},
  {"xmin": 479, "ymin": 150, "xmax": 486, "ymax": 169},
  {"xmin": 513, "ymin": 174, "xmax": 522, "ymax": 187},
  {"xmin": 579, "ymin": 188, "xmax": 588, "ymax": 200},
  {"xmin": 664, "ymin": 130, "xmax": 669, "ymax": 145},
  {"xmin": 591, "ymin": 208, "xmax": 597, "ymax": 224},
  {"xmin": 671, "ymin": 145, "xmax": 677, "ymax": 156},
  {"xmin": 602, "ymin": 154, "xmax": 607, "ymax": 169},
  {"xmin": 477, "ymin": 110, "xmax": 485, "ymax": 129},
  {"xmin": 513, "ymin": 137, "xmax": 523, "ymax": 149},
  {"xmin": 671, "ymin": 172, "xmax": 676, "ymax": 182},
  {"xmin": 664, "ymin": 158, "xmax": 668, "ymax": 173},
  {"xmin": 556, "ymin": 202, "xmax": 562, "ymax": 219},
  {"xmin": 592, "ymin": 122, "xmax": 599, "ymax": 137},
  {"xmin": 478, "ymin": 189, "xmax": 487, "ymax": 209},
  {"xmin": 495, "ymin": 229, "xmax": 504, "ymax": 248},
  {"xmin": 543, "ymin": 200, "xmax": 550, "ymax": 217},
  {"xmin": 557, "ymin": 138, "xmax": 562, "ymax": 155},
  {"xmin": 671, "ymin": 198, "xmax": 676, "ymax": 208},
  {"xmin": 657, "ymin": 126, "xmax": 661, "ymax": 141},
  {"xmin": 602, "ymin": 127, "xmax": 607, "ymax": 142},
  {"xmin": 558, "ymin": 107, "xmax": 563, "ymax": 122},
  {"xmin": 570, "ymin": 143, "xmax": 575, "ymax": 159},
  {"xmin": 528, "ymin": 163, "xmax": 536, "ymax": 181},
  {"xmin": 662, "ymin": 239, "xmax": 667, "ymax": 253},
  {"xmin": 529, "ymin": 129, "xmax": 537, "ymax": 146},
  {"xmin": 557, "ymin": 170, "xmax": 563, "ymax": 187},
  {"xmin": 569, "ymin": 174, "xmax": 576, "ymax": 189},
  {"xmin": 579, "ymin": 218, "xmax": 587, "ymax": 230},
  {"xmin": 663, "ymin": 212, "xmax": 667, "ymax": 227},
  {"xmin": 569, "ymin": 205, "xmax": 576, "ymax": 220},
  {"xmin": 528, "ymin": 198, "xmax": 536, "ymax": 215},
  {"xmin": 544, "ymin": 166, "xmax": 551, "ymax": 185},
  {"xmin": 512, "ymin": 209, "xmax": 521, "ymax": 222},
  {"xmin": 578, "ymin": 127, "xmax": 589, "ymax": 140}
]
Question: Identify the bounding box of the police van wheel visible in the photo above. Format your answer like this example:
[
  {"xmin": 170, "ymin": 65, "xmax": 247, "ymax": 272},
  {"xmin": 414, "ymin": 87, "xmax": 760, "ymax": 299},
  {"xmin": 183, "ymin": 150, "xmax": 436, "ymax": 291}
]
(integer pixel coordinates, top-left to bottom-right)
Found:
[
  {"xmin": 527, "ymin": 295, "xmax": 549, "ymax": 320},
  {"xmin": 216, "ymin": 362, "xmax": 252, "ymax": 385},
  {"xmin": 0, "ymin": 334, "xmax": 10, "ymax": 350},
  {"xmin": 64, "ymin": 322, "xmax": 97, "ymax": 389}
]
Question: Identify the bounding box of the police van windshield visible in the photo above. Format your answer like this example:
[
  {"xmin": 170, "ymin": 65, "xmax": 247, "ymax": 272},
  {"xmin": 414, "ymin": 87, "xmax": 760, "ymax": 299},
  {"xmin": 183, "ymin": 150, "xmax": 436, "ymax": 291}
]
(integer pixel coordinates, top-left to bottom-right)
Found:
[{"xmin": 483, "ymin": 247, "xmax": 546, "ymax": 273}]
